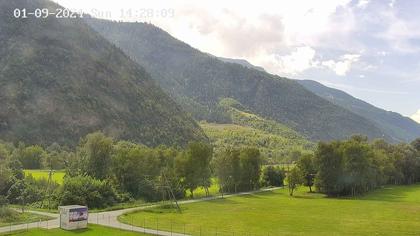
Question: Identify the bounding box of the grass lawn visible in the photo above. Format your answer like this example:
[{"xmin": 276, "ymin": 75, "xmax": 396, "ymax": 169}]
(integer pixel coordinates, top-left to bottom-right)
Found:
[
  {"xmin": 0, "ymin": 224, "xmax": 147, "ymax": 235},
  {"xmin": 186, "ymin": 178, "xmax": 219, "ymax": 198},
  {"xmin": 23, "ymin": 170, "xmax": 65, "ymax": 184},
  {"xmin": 119, "ymin": 185, "xmax": 420, "ymax": 236},
  {"xmin": 0, "ymin": 211, "xmax": 52, "ymax": 227}
]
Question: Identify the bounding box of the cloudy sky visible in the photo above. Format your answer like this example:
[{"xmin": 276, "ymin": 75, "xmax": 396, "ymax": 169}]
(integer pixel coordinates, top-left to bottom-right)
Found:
[{"xmin": 54, "ymin": 0, "xmax": 420, "ymax": 122}]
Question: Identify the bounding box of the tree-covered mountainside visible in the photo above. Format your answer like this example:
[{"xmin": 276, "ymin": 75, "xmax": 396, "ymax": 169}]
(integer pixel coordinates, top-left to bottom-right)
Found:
[
  {"xmin": 297, "ymin": 80, "xmax": 420, "ymax": 142},
  {"xmin": 217, "ymin": 57, "xmax": 266, "ymax": 72},
  {"xmin": 0, "ymin": 0, "xmax": 206, "ymax": 146},
  {"xmin": 201, "ymin": 98, "xmax": 315, "ymax": 163},
  {"xmin": 86, "ymin": 19, "xmax": 389, "ymax": 142}
]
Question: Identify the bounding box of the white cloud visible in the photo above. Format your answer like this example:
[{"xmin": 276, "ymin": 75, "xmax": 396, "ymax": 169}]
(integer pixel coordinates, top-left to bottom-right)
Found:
[
  {"xmin": 268, "ymin": 46, "xmax": 318, "ymax": 75},
  {"xmin": 357, "ymin": 0, "xmax": 370, "ymax": 9},
  {"xmin": 378, "ymin": 9, "xmax": 420, "ymax": 53},
  {"xmin": 322, "ymin": 54, "xmax": 360, "ymax": 76},
  {"xmin": 389, "ymin": 0, "xmax": 397, "ymax": 8},
  {"xmin": 411, "ymin": 110, "xmax": 420, "ymax": 123}
]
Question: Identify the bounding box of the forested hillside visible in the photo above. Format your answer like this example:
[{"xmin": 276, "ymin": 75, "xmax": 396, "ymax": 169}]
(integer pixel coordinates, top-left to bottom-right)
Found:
[
  {"xmin": 0, "ymin": 0, "xmax": 206, "ymax": 146},
  {"xmin": 297, "ymin": 80, "xmax": 420, "ymax": 142},
  {"xmin": 202, "ymin": 98, "xmax": 314, "ymax": 163},
  {"xmin": 86, "ymin": 19, "xmax": 389, "ymax": 141}
]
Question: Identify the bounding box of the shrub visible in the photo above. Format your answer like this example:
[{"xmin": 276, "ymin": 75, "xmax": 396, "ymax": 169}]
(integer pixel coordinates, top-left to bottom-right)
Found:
[
  {"xmin": 59, "ymin": 175, "xmax": 119, "ymax": 208},
  {"xmin": 261, "ymin": 166, "xmax": 285, "ymax": 187}
]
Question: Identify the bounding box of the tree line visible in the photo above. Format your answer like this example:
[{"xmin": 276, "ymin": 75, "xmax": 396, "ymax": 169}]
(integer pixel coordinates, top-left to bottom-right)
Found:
[
  {"xmin": 0, "ymin": 132, "xmax": 284, "ymax": 209},
  {"xmin": 289, "ymin": 136, "xmax": 420, "ymax": 196},
  {"xmin": 1, "ymin": 132, "xmax": 417, "ymax": 209}
]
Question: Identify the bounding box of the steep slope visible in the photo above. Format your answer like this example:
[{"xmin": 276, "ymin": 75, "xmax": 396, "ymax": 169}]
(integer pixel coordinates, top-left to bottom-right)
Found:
[
  {"xmin": 217, "ymin": 57, "xmax": 266, "ymax": 72},
  {"xmin": 0, "ymin": 0, "xmax": 206, "ymax": 146},
  {"xmin": 86, "ymin": 19, "xmax": 389, "ymax": 141},
  {"xmin": 297, "ymin": 80, "xmax": 420, "ymax": 142},
  {"xmin": 201, "ymin": 98, "xmax": 314, "ymax": 163}
]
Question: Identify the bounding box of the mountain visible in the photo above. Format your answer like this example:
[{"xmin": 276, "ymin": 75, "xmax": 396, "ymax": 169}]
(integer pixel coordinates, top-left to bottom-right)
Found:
[
  {"xmin": 217, "ymin": 57, "xmax": 266, "ymax": 72},
  {"xmin": 201, "ymin": 97, "xmax": 314, "ymax": 163},
  {"xmin": 297, "ymin": 80, "xmax": 420, "ymax": 142},
  {"xmin": 86, "ymin": 19, "xmax": 390, "ymax": 141},
  {"xmin": 0, "ymin": 0, "xmax": 206, "ymax": 146}
]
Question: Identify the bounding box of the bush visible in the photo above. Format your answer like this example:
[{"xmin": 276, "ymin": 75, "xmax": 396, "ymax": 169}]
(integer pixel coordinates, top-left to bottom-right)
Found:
[
  {"xmin": 59, "ymin": 175, "xmax": 119, "ymax": 208},
  {"xmin": 0, "ymin": 207, "xmax": 17, "ymax": 220},
  {"xmin": 261, "ymin": 166, "xmax": 285, "ymax": 187}
]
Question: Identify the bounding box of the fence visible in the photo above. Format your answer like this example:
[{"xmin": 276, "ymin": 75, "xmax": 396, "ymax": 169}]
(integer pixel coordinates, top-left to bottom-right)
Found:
[{"xmin": 93, "ymin": 213, "xmax": 279, "ymax": 236}]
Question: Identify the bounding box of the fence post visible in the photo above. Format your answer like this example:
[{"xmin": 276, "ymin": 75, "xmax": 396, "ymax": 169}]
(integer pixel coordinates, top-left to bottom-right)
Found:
[
  {"xmin": 170, "ymin": 220, "xmax": 173, "ymax": 236},
  {"xmin": 157, "ymin": 217, "xmax": 159, "ymax": 234},
  {"xmin": 183, "ymin": 223, "xmax": 186, "ymax": 234},
  {"xmin": 144, "ymin": 218, "xmax": 146, "ymax": 233}
]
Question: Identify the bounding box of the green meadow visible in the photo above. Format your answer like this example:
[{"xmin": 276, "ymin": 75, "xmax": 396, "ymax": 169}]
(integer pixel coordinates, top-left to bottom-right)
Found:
[
  {"xmin": 119, "ymin": 185, "xmax": 420, "ymax": 236},
  {"xmin": 23, "ymin": 170, "xmax": 65, "ymax": 184}
]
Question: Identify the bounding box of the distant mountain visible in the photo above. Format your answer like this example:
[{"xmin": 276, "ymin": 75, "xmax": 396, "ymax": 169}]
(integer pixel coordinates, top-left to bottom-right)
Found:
[
  {"xmin": 0, "ymin": 0, "xmax": 206, "ymax": 146},
  {"xmin": 86, "ymin": 19, "xmax": 390, "ymax": 141},
  {"xmin": 217, "ymin": 57, "xmax": 266, "ymax": 72},
  {"xmin": 297, "ymin": 80, "xmax": 420, "ymax": 142}
]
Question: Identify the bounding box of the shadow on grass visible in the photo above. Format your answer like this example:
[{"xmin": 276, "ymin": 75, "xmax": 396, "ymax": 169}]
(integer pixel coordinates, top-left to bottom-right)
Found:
[
  {"xmin": 333, "ymin": 185, "xmax": 420, "ymax": 203},
  {"xmin": 65, "ymin": 228, "xmax": 94, "ymax": 234}
]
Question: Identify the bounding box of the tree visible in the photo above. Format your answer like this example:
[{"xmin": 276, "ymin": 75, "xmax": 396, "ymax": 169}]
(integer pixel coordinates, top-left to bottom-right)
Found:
[
  {"xmin": 6, "ymin": 179, "xmax": 40, "ymax": 212},
  {"xmin": 79, "ymin": 132, "xmax": 113, "ymax": 180},
  {"xmin": 286, "ymin": 168, "xmax": 303, "ymax": 196},
  {"xmin": 411, "ymin": 138, "xmax": 420, "ymax": 152},
  {"xmin": 213, "ymin": 148, "xmax": 241, "ymax": 194},
  {"xmin": 342, "ymin": 138, "xmax": 376, "ymax": 196},
  {"xmin": 239, "ymin": 148, "xmax": 262, "ymax": 191},
  {"xmin": 314, "ymin": 142, "xmax": 344, "ymax": 196},
  {"xmin": 296, "ymin": 153, "xmax": 316, "ymax": 192},
  {"xmin": 43, "ymin": 143, "xmax": 65, "ymax": 170},
  {"xmin": 15, "ymin": 145, "xmax": 46, "ymax": 169},
  {"xmin": 176, "ymin": 142, "xmax": 212, "ymax": 198},
  {"xmin": 261, "ymin": 166, "xmax": 284, "ymax": 187},
  {"xmin": 59, "ymin": 175, "xmax": 119, "ymax": 208},
  {"xmin": 112, "ymin": 141, "xmax": 161, "ymax": 200}
]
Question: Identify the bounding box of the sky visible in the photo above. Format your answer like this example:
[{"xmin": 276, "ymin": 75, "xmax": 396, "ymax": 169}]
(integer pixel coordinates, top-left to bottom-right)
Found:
[{"xmin": 53, "ymin": 0, "xmax": 420, "ymax": 122}]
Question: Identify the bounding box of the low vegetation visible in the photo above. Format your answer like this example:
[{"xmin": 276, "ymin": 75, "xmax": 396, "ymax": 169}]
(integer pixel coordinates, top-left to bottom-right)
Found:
[
  {"xmin": 0, "ymin": 207, "xmax": 51, "ymax": 227},
  {"xmin": 119, "ymin": 185, "xmax": 420, "ymax": 236}
]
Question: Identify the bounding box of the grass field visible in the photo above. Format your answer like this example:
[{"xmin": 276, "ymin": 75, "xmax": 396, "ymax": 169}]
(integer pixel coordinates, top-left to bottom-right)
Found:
[
  {"xmin": 23, "ymin": 170, "xmax": 65, "ymax": 184},
  {"xmin": 186, "ymin": 178, "xmax": 219, "ymax": 198},
  {"xmin": 0, "ymin": 224, "xmax": 147, "ymax": 235},
  {"xmin": 119, "ymin": 185, "xmax": 420, "ymax": 236},
  {"xmin": 0, "ymin": 211, "xmax": 51, "ymax": 227}
]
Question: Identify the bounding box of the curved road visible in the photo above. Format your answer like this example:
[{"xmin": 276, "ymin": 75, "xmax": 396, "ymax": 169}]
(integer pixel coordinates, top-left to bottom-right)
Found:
[{"xmin": 0, "ymin": 187, "xmax": 280, "ymax": 235}]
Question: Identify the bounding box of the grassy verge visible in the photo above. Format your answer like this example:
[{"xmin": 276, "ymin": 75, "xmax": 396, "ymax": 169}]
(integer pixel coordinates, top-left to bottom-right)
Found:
[
  {"xmin": 119, "ymin": 185, "xmax": 420, "ymax": 236},
  {"xmin": 0, "ymin": 210, "xmax": 52, "ymax": 227},
  {"xmin": 0, "ymin": 224, "xmax": 147, "ymax": 235}
]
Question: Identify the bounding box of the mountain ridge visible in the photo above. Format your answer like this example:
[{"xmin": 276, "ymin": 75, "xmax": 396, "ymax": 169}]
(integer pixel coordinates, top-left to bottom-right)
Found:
[
  {"xmin": 297, "ymin": 79, "xmax": 420, "ymax": 142},
  {"xmin": 0, "ymin": 0, "xmax": 207, "ymax": 146},
  {"xmin": 86, "ymin": 19, "xmax": 391, "ymax": 142}
]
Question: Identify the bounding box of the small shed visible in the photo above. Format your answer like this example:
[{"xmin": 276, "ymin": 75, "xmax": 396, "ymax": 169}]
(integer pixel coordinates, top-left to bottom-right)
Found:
[{"xmin": 59, "ymin": 205, "xmax": 88, "ymax": 230}]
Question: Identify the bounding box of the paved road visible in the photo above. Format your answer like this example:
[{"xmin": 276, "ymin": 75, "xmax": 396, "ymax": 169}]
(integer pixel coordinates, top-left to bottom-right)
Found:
[{"xmin": 1, "ymin": 187, "xmax": 280, "ymax": 235}]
